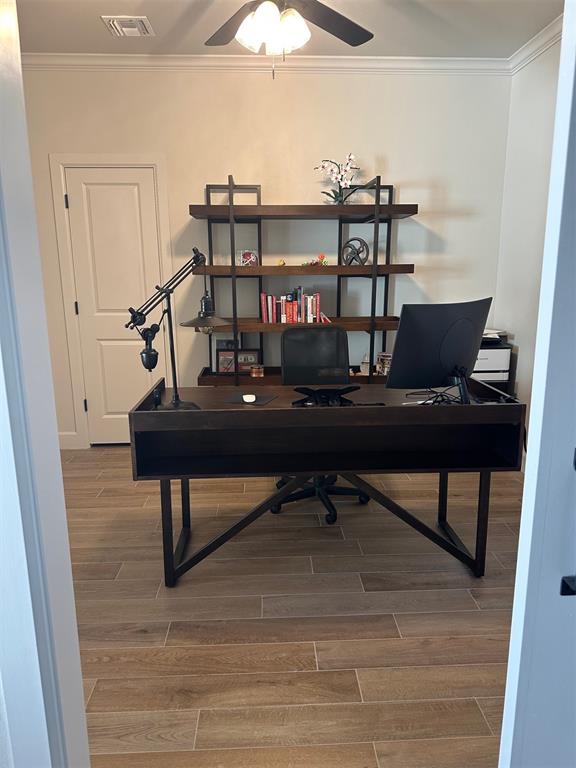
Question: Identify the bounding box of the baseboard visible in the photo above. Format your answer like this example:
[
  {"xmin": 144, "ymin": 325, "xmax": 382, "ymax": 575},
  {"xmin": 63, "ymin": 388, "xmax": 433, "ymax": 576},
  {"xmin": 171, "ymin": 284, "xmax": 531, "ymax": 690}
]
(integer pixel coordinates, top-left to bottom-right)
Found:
[{"xmin": 59, "ymin": 432, "xmax": 89, "ymax": 450}]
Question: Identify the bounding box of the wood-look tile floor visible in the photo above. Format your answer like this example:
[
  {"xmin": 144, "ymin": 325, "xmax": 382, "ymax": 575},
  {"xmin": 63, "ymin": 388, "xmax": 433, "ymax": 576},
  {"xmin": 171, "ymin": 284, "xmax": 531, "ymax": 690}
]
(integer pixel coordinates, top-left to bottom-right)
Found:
[{"xmin": 63, "ymin": 446, "xmax": 522, "ymax": 767}]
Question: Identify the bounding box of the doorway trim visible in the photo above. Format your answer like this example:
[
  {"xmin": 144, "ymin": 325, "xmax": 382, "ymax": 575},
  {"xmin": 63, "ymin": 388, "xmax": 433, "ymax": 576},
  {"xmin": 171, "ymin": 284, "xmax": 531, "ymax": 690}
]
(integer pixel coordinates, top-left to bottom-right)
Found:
[{"xmin": 49, "ymin": 154, "xmax": 174, "ymax": 448}]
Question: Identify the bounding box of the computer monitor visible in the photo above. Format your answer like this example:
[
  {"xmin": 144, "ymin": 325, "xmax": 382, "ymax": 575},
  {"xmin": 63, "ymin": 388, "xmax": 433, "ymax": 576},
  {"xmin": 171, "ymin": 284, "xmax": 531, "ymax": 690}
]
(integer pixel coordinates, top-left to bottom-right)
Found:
[{"xmin": 386, "ymin": 298, "xmax": 492, "ymax": 399}]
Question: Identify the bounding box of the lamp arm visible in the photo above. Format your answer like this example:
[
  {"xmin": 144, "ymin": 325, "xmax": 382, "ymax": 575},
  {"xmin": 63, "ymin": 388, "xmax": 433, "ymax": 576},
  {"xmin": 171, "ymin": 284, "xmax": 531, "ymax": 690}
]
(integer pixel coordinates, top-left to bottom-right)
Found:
[
  {"xmin": 135, "ymin": 307, "xmax": 168, "ymax": 341},
  {"xmin": 126, "ymin": 248, "xmax": 207, "ymax": 329}
]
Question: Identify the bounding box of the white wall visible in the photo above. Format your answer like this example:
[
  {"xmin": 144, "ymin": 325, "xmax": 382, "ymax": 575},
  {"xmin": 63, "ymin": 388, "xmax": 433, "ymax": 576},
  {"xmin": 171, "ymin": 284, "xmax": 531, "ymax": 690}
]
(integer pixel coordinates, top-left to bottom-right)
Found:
[
  {"xmin": 22, "ymin": 66, "xmax": 511, "ymax": 438},
  {"xmin": 494, "ymin": 44, "xmax": 561, "ymax": 403},
  {"xmin": 20, "ymin": 51, "xmax": 558, "ymax": 441}
]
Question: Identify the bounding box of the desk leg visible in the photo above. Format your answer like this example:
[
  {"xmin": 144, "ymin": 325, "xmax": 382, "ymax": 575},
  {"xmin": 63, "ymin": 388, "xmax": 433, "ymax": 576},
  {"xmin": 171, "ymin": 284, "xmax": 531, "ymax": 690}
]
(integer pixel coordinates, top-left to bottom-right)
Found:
[
  {"xmin": 438, "ymin": 472, "xmax": 449, "ymax": 525},
  {"xmin": 160, "ymin": 479, "xmax": 176, "ymax": 587},
  {"xmin": 181, "ymin": 479, "xmax": 191, "ymax": 529},
  {"xmin": 474, "ymin": 471, "xmax": 491, "ymax": 577},
  {"xmin": 343, "ymin": 471, "xmax": 491, "ymax": 578}
]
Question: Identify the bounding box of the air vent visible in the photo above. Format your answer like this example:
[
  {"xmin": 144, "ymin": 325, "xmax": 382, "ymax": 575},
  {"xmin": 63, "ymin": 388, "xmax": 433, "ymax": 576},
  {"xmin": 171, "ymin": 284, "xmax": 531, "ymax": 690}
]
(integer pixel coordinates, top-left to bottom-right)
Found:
[{"xmin": 101, "ymin": 15, "xmax": 155, "ymax": 37}]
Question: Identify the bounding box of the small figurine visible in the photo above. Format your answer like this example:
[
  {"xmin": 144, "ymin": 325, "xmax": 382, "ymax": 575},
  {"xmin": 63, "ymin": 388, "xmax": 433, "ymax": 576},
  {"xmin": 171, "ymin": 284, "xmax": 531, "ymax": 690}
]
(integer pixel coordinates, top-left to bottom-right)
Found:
[
  {"xmin": 341, "ymin": 238, "xmax": 369, "ymax": 266},
  {"xmin": 302, "ymin": 253, "xmax": 329, "ymax": 267},
  {"xmin": 278, "ymin": 259, "xmax": 286, "ymax": 266}
]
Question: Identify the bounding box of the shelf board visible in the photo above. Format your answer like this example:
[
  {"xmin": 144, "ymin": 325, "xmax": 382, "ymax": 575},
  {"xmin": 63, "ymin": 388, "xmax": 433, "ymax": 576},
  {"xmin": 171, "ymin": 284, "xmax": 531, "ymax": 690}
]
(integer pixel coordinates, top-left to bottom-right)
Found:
[
  {"xmin": 189, "ymin": 203, "xmax": 418, "ymax": 223},
  {"xmin": 198, "ymin": 366, "xmax": 383, "ymax": 386},
  {"xmin": 198, "ymin": 264, "xmax": 414, "ymax": 277},
  {"xmin": 206, "ymin": 316, "xmax": 399, "ymax": 334}
]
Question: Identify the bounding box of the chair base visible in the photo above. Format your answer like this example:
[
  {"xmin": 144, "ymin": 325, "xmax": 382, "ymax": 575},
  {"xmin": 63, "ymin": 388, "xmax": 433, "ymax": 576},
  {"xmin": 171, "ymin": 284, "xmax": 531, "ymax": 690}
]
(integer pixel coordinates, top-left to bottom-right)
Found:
[{"xmin": 270, "ymin": 475, "xmax": 369, "ymax": 524}]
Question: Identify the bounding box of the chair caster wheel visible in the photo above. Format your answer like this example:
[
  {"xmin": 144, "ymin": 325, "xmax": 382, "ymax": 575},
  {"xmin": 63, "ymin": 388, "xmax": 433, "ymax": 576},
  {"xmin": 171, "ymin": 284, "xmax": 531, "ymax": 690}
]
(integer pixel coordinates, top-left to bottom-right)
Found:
[
  {"xmin": 325, "ymin": 512, "xmax": 338, "ymax": 525},
  {"xmin": 358, "ymin": 493, "xmax": 370, "ymax": 505},
  {"xmin": 276, "ymin": 479, "xmax": 288, "ymax": 490},
  {"xmin": 270, "ymin": 504, "xmax": 282, "ymax": 514}
]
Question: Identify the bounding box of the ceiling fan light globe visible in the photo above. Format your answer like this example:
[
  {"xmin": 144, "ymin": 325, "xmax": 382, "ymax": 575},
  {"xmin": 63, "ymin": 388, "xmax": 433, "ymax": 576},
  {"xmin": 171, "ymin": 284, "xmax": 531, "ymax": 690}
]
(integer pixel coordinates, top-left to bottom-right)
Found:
[
  {"xmin": 253, "ymin": 1, "xmax": 280, "ymax": 35},
  {"xmin": 235, "ymin": 12, "xmax": 262, "ymax": 53},
  {"xmin": 280, "ymin": 8, "xmax": 311, "ymax": 53},
  {"xmin": 265, "ymin": 29, "xmax": 285, "ymax": 56}
]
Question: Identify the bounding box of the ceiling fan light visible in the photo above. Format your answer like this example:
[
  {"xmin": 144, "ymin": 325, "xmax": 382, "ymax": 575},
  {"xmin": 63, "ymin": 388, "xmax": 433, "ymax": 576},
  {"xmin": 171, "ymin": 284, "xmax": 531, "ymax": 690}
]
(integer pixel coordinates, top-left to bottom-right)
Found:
[
  {"xmin": 252, "ymin": 1, "xmax": 281, "ymax": 34},
  {"xmin": 280, "ymin": 8, "xmax": 311, "ymax": 53},
  {"xmin": 235, "ymin": 12, "xmax": 262, "ymax": 53},
  {"xmin": 265, "ymin": 24, "xmax": 285, "ymax": 56}
]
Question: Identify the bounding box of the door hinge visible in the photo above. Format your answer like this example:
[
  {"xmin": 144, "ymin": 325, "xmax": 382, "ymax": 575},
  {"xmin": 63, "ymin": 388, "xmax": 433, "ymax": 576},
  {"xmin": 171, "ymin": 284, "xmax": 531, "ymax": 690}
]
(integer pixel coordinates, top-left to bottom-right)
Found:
[
  {"xmin": 83, "ymin": 398, "xmax": 88, "ymax": 412},
  {"xmin": 64, "ymin": 193, "xmax": 69, "ymax": 209},
  {"xmin": 74, "ymin": 300, "xmax": 79, "ymax": 315}
]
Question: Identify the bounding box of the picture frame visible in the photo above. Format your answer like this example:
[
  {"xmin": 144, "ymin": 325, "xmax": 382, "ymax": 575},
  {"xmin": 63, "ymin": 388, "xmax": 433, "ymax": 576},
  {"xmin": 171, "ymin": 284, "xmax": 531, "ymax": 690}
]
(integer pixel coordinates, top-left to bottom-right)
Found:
[
  {"xmin": 216, "ymin": 339, "xmax": 236, "ymax": 351},
  {"xmin": 235, "ymin": 249, "xmax": 259, "ymax": 267},
  {"xmin": 217, "ymin": 348, "xmax": 260, "ymax": 373}
]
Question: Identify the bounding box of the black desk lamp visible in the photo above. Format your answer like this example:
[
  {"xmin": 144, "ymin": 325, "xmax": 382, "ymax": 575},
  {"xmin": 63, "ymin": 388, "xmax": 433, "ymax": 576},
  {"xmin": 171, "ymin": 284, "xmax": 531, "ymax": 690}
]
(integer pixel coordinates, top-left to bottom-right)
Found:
[
  {"xmin": 180, "ymin": 274, "xmax": 228, "ymax": 333},
  {"xmin": 126, "ymin": 247, "xmax": 225, "ymax": 409}
]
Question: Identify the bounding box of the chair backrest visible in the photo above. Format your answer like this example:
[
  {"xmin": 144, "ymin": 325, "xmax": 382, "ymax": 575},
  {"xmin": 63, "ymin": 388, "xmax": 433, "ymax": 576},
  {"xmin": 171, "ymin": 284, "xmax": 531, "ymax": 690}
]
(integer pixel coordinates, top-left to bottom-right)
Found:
[{"xmin": 281, "ymin": 326, "xmax": 350, "ymax": 385}]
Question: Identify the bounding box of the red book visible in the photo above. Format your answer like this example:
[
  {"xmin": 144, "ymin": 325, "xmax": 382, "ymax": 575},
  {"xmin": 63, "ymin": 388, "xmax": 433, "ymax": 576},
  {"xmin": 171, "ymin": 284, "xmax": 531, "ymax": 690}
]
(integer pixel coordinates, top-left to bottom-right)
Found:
[
  {"xmin": 260, "ymin": 292, "xmax": 268, "ymax": 323},
  {"xmin": 271, "ymin": 295, "xmax": 277, "ymax": 324},
  {"xmin": 315, "ymin": 292, "xmax": 321, "ymax": 323}
]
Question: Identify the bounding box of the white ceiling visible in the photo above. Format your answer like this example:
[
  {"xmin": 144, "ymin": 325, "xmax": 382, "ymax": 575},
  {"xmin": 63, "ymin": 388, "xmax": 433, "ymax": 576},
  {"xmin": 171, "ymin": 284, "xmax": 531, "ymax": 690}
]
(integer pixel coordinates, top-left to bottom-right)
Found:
[{"xmin": 16, "ymin": 0, "xmax": 563, "ymax": 58}]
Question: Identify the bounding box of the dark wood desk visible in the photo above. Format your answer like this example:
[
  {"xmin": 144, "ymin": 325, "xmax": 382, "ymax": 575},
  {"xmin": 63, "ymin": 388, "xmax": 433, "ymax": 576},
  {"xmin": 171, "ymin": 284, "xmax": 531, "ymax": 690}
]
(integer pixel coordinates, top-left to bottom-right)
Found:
[{"xmin": 130, "ymin": 380, "xmax": 525, "ymax": 586}]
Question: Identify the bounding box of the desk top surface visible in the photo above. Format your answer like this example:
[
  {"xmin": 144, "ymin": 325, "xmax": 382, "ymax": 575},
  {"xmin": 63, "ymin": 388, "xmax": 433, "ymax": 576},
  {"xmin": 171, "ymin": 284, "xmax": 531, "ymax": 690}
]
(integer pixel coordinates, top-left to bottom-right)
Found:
[
  {"xmin": 130, "ymin": 381, "xmax": 526, "ymax": 476},
  {"xmin": 131, "ymin": 380, "xmax": 524, "ymax": 416}
]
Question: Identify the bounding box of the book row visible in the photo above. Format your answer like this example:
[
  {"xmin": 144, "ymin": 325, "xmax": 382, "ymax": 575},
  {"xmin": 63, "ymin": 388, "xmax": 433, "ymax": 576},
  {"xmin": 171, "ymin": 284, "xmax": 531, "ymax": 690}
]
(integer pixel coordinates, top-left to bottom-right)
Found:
[{"xmin": 260, "ymin": 289, "xmax": 329, "ymax": 324}]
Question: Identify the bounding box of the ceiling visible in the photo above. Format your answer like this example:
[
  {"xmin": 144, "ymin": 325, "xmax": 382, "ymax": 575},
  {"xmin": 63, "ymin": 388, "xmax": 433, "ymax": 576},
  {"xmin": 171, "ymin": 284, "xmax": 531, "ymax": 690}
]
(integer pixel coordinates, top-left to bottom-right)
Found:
[{"xmin": 16, "ymin": 0, "xmax": 563, "ymax": 58}]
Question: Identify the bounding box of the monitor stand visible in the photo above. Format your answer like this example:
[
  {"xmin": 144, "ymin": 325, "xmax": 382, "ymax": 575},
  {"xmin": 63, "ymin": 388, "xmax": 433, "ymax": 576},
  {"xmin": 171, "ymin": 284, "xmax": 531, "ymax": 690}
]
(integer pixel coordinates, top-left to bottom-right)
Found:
[
  {"xmin": 417, "ymin": 368, "xmax": 473, "ymax": 406},
  {"xmin": 292, "ymin": 386, "xmax": 360, "ymax": 408},
  {"xmin": 447, "ymin": 367, "xmax": 471, "ymax": 404}
]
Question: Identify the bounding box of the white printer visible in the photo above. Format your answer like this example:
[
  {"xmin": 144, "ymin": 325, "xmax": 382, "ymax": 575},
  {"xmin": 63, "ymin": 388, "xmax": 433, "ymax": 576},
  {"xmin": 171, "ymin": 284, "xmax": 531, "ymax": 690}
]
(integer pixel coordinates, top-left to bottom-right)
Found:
[{"xmin": 472, "ymin": 331, "xmax": 513, "ymax": 394}]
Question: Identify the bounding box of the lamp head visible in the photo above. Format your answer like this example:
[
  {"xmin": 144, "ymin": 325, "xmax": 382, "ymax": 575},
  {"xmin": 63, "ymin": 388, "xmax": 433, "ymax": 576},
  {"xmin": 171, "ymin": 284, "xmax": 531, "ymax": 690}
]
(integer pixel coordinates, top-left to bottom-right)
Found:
[{"xmin": 180, "ymin": 291, "xmax": 228, "ymax": 334}]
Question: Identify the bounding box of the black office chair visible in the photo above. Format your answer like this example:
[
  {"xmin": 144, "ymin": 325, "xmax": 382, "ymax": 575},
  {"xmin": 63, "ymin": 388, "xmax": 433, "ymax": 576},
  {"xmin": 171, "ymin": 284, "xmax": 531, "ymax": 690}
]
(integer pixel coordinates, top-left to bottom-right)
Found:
[{"xmin": 271, "ymin": 326, "xmax": 369, "ymax": 524}]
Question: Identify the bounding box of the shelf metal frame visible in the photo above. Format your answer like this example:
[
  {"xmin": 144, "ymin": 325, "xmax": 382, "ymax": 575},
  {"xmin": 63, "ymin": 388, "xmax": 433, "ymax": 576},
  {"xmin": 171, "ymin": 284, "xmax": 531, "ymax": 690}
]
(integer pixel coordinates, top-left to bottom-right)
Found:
[
  {"xmin": 199, "ymin": 175, "xmax": 401, "ymax": 384},
  {"xmin": 205, "ymin": 178, "xmax": 263, "ymax": 384}
]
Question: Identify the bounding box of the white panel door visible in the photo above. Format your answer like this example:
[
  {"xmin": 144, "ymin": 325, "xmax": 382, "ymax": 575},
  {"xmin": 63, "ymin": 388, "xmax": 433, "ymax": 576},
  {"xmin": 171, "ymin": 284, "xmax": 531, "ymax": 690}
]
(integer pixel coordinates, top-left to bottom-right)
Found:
[{"xmin": 65, "ymin": 166, "xmax": 166, "ymax": 443}]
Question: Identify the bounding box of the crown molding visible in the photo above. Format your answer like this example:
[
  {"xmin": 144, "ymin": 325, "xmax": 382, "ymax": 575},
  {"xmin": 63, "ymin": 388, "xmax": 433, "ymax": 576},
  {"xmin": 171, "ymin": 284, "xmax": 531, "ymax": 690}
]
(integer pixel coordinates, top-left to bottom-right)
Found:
[
  {"xmin": 21, "ymin": 16, "xmax": 562, "ymax": 77},
  {"xmin": 21, "ymin": 52, "xmax": 511, "ymax": 75},
  {"xmin": 508, "ymin": 15, "xmax": 563, "ymax": 75}
]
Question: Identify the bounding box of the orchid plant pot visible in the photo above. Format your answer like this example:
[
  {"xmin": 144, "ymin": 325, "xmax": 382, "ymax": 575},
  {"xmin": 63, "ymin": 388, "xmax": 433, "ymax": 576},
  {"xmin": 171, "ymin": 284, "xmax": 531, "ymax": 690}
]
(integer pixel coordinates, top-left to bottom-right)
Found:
[{"xmin": 315, "ymin": 154, "xmax": 360, "ymax": 205}]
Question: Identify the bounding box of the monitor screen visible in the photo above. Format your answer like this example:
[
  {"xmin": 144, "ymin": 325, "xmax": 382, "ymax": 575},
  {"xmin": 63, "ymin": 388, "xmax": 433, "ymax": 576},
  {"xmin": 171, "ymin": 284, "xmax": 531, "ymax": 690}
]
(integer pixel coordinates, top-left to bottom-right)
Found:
[{"xmin": 386, "ymin": 298, "xmax": 492, "ymax": 389}]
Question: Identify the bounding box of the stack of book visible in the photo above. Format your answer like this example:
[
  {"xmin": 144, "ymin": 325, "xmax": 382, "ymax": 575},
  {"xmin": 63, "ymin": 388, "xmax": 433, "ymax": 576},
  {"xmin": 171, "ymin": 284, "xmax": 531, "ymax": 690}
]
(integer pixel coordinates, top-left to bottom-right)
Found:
[{"xmin": 260, "ymin": 289, "xmax": 328, "ymax": 324}]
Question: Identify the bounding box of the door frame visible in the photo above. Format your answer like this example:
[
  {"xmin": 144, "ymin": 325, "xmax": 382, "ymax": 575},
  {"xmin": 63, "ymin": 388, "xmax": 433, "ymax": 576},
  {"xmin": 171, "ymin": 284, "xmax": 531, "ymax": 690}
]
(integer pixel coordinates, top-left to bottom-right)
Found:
[
  {"xmin": 1, "ymin": 2, "xmax": 89, "ymax": 763},
  {"xmin": 500, "ymin": 5, "xmax": 575, "ymax": 766},
  {"xmin": 49, "ymin": 154, "xmax": 174, "ymax": 448}
]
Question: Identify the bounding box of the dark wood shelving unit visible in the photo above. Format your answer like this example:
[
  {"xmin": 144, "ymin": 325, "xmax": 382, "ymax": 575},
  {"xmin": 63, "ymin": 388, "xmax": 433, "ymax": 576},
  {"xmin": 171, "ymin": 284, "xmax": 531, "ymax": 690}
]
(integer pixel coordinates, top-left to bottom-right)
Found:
[
  {"xmin": 198, "ymin": 366, "xmax": 379, "ymax": 386},
  {"xmin": 208, "ymin": 316, "xmax": 400, "ymax": 334},
  {"xmin": 197, "ymin": 264, "xmax": 414, "ymax": 278},
  {"xmin": 190, "ymin": 176, "xmax": 418, "ymax": 385},
  {"xmin": 189, "ymin": 203, "xmax": 418, "ymax": 222}
]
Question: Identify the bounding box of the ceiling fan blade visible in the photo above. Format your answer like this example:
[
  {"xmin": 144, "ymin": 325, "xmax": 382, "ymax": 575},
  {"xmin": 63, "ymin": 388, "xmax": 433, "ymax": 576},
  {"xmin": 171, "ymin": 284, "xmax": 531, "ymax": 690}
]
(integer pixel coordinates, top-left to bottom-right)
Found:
[
  {"xmin": 205, "ymin": 1, "xmax": 257, "ymax": 46},
  {"xmin": 291, "ymin": 0, "xmax": 373, "ymax": 46}
]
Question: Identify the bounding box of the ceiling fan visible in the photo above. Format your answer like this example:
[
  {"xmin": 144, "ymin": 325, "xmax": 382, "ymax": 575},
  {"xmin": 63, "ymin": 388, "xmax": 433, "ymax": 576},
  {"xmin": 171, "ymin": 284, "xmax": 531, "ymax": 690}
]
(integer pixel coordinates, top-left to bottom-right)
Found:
[{"xmin": 205, "ymin": 0, "xmax": 374, "ymax": 56}]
